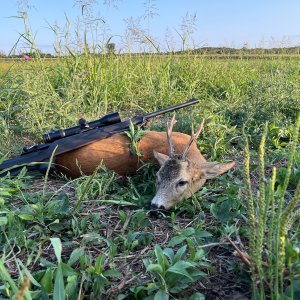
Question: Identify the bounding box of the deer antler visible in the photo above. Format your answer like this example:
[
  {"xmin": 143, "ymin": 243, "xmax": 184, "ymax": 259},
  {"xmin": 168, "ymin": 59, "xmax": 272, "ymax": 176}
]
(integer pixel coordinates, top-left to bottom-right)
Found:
[
  {"xmin": 179, "ymin": 119, "xmax": 205, "ymax": 160},
  {"xmin": 167, "ymin": 114, "xmax": 177, "ymax": 158}
]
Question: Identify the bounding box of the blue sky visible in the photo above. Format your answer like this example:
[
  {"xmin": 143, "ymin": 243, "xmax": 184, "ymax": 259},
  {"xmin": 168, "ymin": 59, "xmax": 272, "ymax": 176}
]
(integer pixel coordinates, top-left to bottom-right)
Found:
[{"xmin": 1, "ymin": 0, "xmax": 300, "ymax": 54}]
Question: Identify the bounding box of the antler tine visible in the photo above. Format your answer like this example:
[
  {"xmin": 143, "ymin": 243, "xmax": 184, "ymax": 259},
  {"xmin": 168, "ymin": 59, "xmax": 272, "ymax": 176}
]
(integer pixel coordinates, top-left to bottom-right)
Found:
[
  {"xmin": 167, "ymin": 114, "xmax": 177, "ymax": 158},
  {"xmin": 179, "ymin": 119, "xmax": 205, "ymax": 160}
]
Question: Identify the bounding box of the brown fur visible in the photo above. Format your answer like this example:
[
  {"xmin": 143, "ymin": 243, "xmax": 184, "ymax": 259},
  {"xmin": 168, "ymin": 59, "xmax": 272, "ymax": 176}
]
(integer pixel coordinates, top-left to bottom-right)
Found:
[
  {"xmin": 151, "ymin": 153, "xmax": 235, "ymax": 209},
  {"xmin": 55, "ymin": 131, "xmax": 205, "ymax": 178}
]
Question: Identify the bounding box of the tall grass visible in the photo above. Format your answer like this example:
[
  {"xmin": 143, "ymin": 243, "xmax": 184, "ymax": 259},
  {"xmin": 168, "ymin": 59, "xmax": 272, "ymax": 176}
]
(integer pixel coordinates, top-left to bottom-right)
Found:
[{"xmin": 1, "ymin": 53, "xmax": 299, "ymax": 154}]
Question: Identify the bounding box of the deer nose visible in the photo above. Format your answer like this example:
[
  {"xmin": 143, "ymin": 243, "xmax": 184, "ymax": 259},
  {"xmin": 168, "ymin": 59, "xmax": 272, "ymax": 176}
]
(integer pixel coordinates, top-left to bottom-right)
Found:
[
  {"xmin": 149, "ymin": 203, "xmax": 158, "ymax": 210},
  {"xmin": 149, "ymin": 203, "xmax": 165, "ymax": 210}
]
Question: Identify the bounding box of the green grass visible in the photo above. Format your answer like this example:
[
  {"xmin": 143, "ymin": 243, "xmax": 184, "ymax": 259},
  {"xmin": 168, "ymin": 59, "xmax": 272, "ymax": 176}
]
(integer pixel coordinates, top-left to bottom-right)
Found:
[
  {"xmin": 0, "ymin": 52, "xmax": 300, "ymax": 299},
  {"xmin": 1, "ymin": 54, "xmax": 299, "ymax": 149}
]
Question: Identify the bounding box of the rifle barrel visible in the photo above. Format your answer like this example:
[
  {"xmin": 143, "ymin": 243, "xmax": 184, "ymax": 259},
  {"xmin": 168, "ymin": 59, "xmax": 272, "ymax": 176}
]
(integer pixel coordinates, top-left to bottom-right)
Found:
[{"xmin": 143, "ymin": 98, "xmax": 199, "ymax": 119}]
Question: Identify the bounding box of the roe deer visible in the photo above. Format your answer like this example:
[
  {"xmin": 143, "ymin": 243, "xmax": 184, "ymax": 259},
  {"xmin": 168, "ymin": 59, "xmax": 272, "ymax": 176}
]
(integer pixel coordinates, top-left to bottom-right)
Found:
[
  {"xmin": 150, "ymin": 115, "xmax": 235, "ymax": 210},
  {"xmin": 55, "ymin": 116, "xmax": 235, "ymax": 210}
]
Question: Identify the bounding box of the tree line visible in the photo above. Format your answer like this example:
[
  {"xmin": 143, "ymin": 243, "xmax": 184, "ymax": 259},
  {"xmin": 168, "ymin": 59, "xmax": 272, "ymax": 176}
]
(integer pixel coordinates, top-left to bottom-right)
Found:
[{"xmin": 1, "ymin": 45, "xmax": 300, "ymax": 58}]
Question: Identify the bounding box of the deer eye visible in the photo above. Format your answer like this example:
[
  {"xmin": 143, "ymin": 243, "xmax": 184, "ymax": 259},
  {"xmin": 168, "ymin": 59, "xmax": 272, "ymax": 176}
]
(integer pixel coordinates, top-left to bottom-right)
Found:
[{"xmin": 177, "ymin": 180, "xmax": 188, "ymax": 187}]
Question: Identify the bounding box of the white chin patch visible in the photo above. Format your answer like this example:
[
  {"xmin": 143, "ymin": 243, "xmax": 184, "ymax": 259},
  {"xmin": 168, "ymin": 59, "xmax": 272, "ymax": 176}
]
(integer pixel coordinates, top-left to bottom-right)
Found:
[{"xmin": 151, "ymin": 196, "xmax": 168, "ymax": 208}]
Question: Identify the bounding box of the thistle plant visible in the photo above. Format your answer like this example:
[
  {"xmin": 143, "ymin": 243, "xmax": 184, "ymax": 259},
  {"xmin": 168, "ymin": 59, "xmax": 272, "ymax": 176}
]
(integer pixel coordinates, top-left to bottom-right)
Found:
[{"xmin": 244, "ymin": 113, "xmax": 300, "ymax": 299}]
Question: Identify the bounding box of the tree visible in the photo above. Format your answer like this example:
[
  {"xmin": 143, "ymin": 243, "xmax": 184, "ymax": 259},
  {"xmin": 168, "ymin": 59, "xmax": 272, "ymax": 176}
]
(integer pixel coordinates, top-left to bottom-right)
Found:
[{"xmin": 106, "ymin": 43, "xmax": 116, "ymax": 54}]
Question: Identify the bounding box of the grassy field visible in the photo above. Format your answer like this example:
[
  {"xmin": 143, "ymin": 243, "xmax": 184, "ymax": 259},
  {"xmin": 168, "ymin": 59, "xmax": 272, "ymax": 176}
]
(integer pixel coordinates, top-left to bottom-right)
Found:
[{"xmin": 0, "ymin": 53, "xmax": 300, "ymax": 299}]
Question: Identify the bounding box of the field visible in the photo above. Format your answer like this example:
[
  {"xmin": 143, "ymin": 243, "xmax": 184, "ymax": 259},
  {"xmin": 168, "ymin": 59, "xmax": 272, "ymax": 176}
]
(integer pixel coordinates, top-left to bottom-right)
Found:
[{"xmin": 0, "ymin": 53, "xmax": 300, "ymax": 300}]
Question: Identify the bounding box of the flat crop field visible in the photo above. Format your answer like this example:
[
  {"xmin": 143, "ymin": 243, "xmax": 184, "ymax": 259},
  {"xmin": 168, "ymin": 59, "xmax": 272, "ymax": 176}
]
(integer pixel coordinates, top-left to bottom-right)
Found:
[{"xmin": 0, "ymin": 54, "xmax": 299, "ymax": 299}]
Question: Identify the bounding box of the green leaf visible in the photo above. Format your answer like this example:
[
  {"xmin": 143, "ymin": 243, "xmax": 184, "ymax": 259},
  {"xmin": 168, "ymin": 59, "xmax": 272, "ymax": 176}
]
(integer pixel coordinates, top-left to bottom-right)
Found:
[
  {"xmin": 142, "ymin": 258, "xmax": 151, "ymax": 269},
  {"xmin": 67, "ymin": 247, "xmax": 85, "ymax": 266},
  {"xmin": 195, "ymin": 249, "xmax": 206, "ymax": 261},
  {"xmin": 285, "ymin": 279, "xmax": 300, "ymax": 298},
  {"xmin": 189, "ymin": 292, "xmax": 205, "ymax": 300},
  {"xmin": 182, "ymin": 227, "xmax": 195, "ymax": 236},
  {"xmin": 0, "ymin": 187, "xmax": 16, "ymax": 196},
  {"xmin": 41, "ymin": 269, "xmax": 54, "ymax": 293},
  {"xmin": 166, "ymin": 261, "xmax": 196, "ymax": 281},
  {"xmin": 17, "ymin": 259, "xmax": 41, "ymax": 287},
  {"xmin": 0, "ymin": 216, "xmax": 7, "ymax": 226},
  {"xmin": 195, "ymin": 230, "xmax": 212, "ymax": 238},
  {"xmin": 65, "ymin": 275, "xmax": 78, "ymax": 299},
  {"xmin": 163, "ymin": 248, "xmax": 174, "ymax": 264},
  {"xmin": 174, "ymin": 245, "xmax": 187, "ymax": 263},
  {"xmin": 93, "ymin": 274, "xmax": 109, "ymax": 297},
  {"xmin": 154, "ymin": 245, "xmax": 164, "ymax": 266},
  {"xmin": 169, "ymin": 282, "xmax": 189, "ymax": 293},
  {"xmin": 61, "ymin": 263, "xmax": 77, "ymax": 277},
  {"xmin": 146, "ymin": 264, "xmax": 163, "ymax": 274},
  {"xmin": 40, "ymin": 258, "xmax": 56, "ymax": 268},
  {"xmin": 154, "ymin": 289, "xmax": 169, "ymax": 300},
  {"xmin": 168, "ymin": 236, "xmax": 185, "ymax": 247},
  {"xmin": 50, "ymin": 238, "xmax": 62, "ymax": 263},
  {"xmin": 95, "ymin": 256, "xmax": 105, "ymax": 274},
  {"xmin": 103, "ymin": 269, "xmax": 122, "ymax": 278},
  {"xmin": 52, "ymin": 193, "xmax": 70, "ymax": 215},
  {"xmin": 18, "ymin": 214, "xmax": 34, "ymax": 220},
  {"xmin": 53, "ymin": 264, "xmax": 65, "ymax": 300},
  {"xmin": 189, "ymin": 269, "xmax": 207, "ymax": 279},
  {"xmin": 118, "ymin": 210, "xmax": 127, "ymax": 223}
]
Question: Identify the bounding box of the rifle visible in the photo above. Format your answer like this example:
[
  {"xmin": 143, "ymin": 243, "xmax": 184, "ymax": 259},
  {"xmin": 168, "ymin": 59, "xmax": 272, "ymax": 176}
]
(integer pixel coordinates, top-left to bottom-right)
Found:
[{"xmin": 0, "ymin": 98, "xmax": 199, "ymax": 177}]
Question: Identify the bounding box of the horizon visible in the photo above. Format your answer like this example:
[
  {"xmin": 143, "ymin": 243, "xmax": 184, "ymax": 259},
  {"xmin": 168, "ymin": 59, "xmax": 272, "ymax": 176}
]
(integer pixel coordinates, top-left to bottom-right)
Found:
[{"xmin": 1, "ymin": 0, "xmax": 300, "ymax": 54}]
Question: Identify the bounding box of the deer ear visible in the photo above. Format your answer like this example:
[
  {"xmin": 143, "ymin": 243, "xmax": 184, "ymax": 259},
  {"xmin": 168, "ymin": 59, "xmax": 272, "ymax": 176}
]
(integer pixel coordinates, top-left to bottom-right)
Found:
[
  {"xmin": 198, "ymin": 161, "xmax": 235, "ymax": 179},
  {"xmin": 153, "ymin": 150, "xmax": 169, "ymax": 166}
]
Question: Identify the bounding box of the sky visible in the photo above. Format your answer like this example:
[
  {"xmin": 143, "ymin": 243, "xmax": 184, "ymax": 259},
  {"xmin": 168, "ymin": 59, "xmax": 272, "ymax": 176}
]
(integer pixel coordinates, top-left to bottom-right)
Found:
[{"xmin": 1, "ymin": 0, "xmax": 300, "ymax": 54}]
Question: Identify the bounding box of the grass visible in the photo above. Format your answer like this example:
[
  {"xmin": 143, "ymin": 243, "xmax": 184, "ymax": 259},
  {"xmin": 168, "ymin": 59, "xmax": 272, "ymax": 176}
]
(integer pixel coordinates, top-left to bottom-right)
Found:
[{"xmin": 0, "ymin": 51, "xmax": 300, "ymax": 299}]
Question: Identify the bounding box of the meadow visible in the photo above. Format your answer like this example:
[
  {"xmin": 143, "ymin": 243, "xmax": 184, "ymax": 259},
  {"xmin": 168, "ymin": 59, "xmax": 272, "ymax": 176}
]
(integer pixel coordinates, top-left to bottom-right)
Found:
[{"xmin": 0, "ymin": 53, "xmax": 300, "ymax": 299}]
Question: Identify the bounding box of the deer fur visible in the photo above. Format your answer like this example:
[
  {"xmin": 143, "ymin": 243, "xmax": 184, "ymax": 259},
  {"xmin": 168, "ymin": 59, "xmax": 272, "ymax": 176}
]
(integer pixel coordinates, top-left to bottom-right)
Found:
[{"xmin": 55, "ymin": 131, "xmax": 205, "ymax": 177}]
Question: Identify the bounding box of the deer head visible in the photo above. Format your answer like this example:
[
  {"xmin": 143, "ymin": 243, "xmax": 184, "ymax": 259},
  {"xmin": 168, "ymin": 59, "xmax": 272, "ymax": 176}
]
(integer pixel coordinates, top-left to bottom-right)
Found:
[{"xmin": 150, "ymin": 115, "xmax": 235, "ymax": 210}]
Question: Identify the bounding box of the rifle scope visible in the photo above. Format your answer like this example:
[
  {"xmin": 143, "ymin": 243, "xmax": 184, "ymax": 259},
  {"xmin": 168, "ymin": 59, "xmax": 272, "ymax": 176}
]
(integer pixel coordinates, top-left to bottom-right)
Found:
[{"xmin": 42, "ymin": 112, "xmax": 121, "ymax": 143}]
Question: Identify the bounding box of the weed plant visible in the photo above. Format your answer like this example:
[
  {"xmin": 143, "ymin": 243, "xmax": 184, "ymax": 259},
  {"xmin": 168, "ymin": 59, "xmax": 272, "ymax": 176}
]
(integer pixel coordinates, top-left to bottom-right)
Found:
[{"xmin": 244, "ymin": 113, "xmax": 300, "ymax": 299}]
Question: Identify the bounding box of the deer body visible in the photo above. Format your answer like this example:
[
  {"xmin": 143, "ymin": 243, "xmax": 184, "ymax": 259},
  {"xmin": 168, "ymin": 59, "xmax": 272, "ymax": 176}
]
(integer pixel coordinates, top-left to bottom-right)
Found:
[
  {"xmin": 55, "ymin": 131, "xmax": 205, "ymax": 177},
  {"xmin": 56, "ymin": 117, "xmax": 235, "ymax": 210}
]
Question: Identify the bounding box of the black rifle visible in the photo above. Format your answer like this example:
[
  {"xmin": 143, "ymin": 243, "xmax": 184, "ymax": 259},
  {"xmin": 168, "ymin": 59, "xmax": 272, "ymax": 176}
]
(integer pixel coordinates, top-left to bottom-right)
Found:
[{"xmin": 0, "ymin": 98, "xmax": 199, "ymax": 177}]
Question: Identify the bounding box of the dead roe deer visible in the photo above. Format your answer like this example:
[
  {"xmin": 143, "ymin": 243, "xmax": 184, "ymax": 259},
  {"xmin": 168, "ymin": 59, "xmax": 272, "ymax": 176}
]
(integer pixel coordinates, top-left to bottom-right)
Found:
[{"xmin": 56, "ymin": 115, "xmax": 235, "ymax": 210}]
